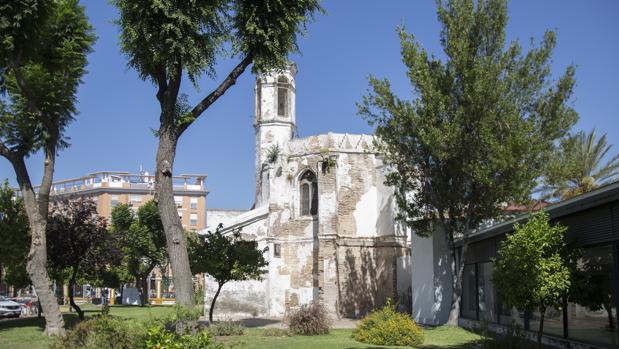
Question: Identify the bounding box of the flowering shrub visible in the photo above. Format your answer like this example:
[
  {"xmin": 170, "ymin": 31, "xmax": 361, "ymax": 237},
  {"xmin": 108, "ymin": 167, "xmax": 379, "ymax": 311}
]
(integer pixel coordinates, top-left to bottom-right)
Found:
[{"xmin": 352, "ymin": 300, "xmax": 424, "ymax": 347}]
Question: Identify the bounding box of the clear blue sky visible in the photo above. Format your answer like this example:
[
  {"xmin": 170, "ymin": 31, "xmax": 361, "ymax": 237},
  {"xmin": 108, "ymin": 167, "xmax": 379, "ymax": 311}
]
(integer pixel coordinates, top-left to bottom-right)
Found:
[{"xmin": 1, "ymin": 0, "xmax": 618, "ymax": 209}]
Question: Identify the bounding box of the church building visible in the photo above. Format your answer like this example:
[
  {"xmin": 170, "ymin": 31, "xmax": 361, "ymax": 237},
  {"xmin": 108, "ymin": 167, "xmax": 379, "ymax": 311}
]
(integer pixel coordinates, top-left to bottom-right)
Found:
[{"xmin": 203, "ymin": 63, "xmax": 411, "ymax": 318}]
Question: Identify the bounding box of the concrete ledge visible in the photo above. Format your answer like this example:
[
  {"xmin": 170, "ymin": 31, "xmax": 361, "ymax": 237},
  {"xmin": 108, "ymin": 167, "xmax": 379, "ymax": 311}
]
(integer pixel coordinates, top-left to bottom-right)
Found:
[{"xmin": 459, "ymin": 318, "xmax": 607, "ymax": 349}]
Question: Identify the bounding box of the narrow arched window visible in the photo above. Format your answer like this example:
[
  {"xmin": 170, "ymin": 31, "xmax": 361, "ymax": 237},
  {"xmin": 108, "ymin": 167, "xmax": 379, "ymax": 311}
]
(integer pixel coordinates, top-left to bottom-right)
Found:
[
  {"xmin": 277, "ymin": 76, "xmax": 289, "ymax": 117},
  {"xmin": 300, "ymin": 170, "xmax": 317, "ymax": 216}
]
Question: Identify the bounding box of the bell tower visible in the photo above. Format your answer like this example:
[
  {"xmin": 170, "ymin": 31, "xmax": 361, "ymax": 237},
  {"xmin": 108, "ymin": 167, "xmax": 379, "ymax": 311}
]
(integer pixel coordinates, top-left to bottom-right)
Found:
[{"xmin": 254, "ymin": 63, "xmax": 297, "ymax": 206}]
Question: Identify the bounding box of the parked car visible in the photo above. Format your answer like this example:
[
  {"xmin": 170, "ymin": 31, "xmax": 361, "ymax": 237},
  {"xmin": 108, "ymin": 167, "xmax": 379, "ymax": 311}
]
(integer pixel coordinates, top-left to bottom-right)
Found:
[{"xmin": 0, "ymin": 296, "xmax": 21, "ymax": 318}]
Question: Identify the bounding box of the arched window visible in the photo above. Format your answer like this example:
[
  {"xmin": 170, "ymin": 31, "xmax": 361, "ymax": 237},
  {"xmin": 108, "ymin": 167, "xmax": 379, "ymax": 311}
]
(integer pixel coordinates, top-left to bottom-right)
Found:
[
  {"xmin": 277, "ymin": 76, "xmax": 289, "ymax": 117},
  {"xmin": 300, "ymin": 170, "xmax": 318, "ymax": 216}
]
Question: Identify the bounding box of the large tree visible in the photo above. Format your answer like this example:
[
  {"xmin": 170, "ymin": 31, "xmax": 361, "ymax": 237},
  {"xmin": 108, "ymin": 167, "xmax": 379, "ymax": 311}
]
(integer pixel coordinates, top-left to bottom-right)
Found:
[
  {"xmin": 0, "ymin": 180, "xmax": 30, "ymax": 291},
  {"xmin": 0, "ymin": 0, "xmax": 95, "ymax": 335},
  {"xmin": 358, "ymin": 0, "xmax": 577, "ymax": 325},
  {"xmin": 188, "ymin": 224, "xmax": 268, "ymax": 322},
  {"xmin": 110, "ymin": 201, "xmax": 167, "ymax": 306},
  {"xmin": 541, "ymin": 129, "xmax": 619, "ymax": 200},
  {"xmin": 493, "ymin": 211, "xmax": 571, "ymax": 348},
  {"xmin": 47, "ymin": 198, "xmax": 121, "ymax": 319},
  {"xmin": 112, "ymin": 0, "xmax": 322, "ymax": 307}
]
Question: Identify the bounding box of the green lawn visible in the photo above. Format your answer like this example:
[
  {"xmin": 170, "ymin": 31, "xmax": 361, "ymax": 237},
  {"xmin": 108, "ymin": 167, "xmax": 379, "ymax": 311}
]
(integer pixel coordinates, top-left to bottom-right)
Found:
[
  {"xmin": 219, "ymin": 327, "xmax": 482, "ymax": 349},
  {"xmin": 0, "ymin": 305, "xmax": 483, "ymax": 349}
]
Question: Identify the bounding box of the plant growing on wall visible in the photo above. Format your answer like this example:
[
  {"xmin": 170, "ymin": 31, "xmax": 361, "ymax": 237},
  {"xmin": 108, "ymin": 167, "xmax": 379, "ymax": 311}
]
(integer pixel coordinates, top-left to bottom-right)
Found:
[
  {"xmin": 266, "ymin": 144, "xmax": 281, "ymax": 164},
  {"xmin": 188, "ymin": 224, "xmax": 268, "ymax": 323},
  {"xmin": 358, "ymin": 0, "xmax": 577, "ymax": 326},
  {"xmin": 319, "ymin": 149, "xmax": 336, "ymax": 173},
  {"xmin": 493, "ymin": 211, "xmax": 572, "ymax": 348}
]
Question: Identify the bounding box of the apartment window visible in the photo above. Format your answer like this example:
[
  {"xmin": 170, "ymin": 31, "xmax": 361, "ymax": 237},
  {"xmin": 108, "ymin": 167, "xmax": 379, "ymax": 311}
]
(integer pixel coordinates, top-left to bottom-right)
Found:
[
  {"xmin": 111, "ymin": 195, "xmax": 119, "ymax": 207},
  {"xmin": 130, "ymin": 194, "xmax": 142, "ymax": 203},
  {"xmin": 189, "ymin": 213, "xmax": 198, "ymax": 226},
  {"xmin": 273, "ymin": 243, "xmax": 281, "ymax": 258},
  {"xmin": 190, "ymin": 197, "xmax": 198, "ymax": 209},
  {"xmin": 174, "ymin": 196, "xmax": 183, "ymax": 208}
]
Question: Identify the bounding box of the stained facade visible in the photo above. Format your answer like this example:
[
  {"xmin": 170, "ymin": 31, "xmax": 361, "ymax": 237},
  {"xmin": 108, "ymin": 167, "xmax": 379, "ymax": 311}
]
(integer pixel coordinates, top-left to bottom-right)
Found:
[{"xmin": 202, "ymin": 64, "xmax": 411, "ymax": 318}]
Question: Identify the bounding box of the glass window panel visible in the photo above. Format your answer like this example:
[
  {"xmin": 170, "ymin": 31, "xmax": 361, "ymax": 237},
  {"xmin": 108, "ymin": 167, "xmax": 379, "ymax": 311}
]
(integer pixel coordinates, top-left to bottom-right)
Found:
[
  {"xmin": 462, "ymin": 264, "xmax": 477, "ymax": 319},
  {"xmin": 301, "ymin": 183, "xmax": 310, "ymax": 216},
  {"xmin": 278, "ymin": 88, "xmax": 287, "ymax": 116},
  {"xmin": 478, "ymin": 262, "xmax": 497, "ymax": 322},
  {"xmin": 568, "ymin": 244, "xmax": 618, "ymax": 346}
]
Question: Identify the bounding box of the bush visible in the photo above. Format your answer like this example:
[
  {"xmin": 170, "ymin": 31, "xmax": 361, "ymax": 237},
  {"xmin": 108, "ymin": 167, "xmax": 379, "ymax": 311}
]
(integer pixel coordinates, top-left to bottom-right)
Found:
[
  {"xmin": 144, "ymin": 323, "xmax": 224, "ymax": 349},
  {"xmin": 286, "ymin": 301, "xmax": 331, "ymax": 335},
  {"xmin": 208, "ymin": 320, "xmax": 245, "ymax": 336},
  {"xmin": 51, "ymin": 315, "xmax": 143, "ymax": 349},
  {"xmin": 352, "ymin": 300, "xmax": 424, "ymax": 347},
  {"xmin": 262, "ymin": 328, "xmax": 291, "ymax": 337}
]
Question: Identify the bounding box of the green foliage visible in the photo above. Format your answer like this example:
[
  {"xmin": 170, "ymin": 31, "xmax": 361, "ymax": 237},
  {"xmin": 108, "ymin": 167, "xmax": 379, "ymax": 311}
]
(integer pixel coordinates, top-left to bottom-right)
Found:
[
  {"xmin": 571, "ymin": 252, "xmax": 616, "ymax": 330},
  {"xmin": 111, "ymin": 201, "xmax": 167, "ymax": 304},
  {"xmin": 352, "ymin": 300, "xmax": 424, "ymax": 346},
  {"xmin": 144, "ymin": 323, "xmax": 223, "ymax": 349},
  {"xmin": 286, "ymin": 301, "xmax": 331, "ymax": 336},
  {"xmin": 358, "ymin": 0, "xmax": 577, "ymax": 238},
  {"xmin": 207, "ymin": 320, "xmax": 245, "ymax": 336},
  {"xmin": 0, "ymin": 0, "xmax": 96, "ymax": 156},
  {"xmin": 50, "ymin": 315, "xmax": 144, "ymax": 349},
  {"xmin": 541, "ymin": 129, "xmax": 619, "ymax": 200},
  {"xmin": 188, "ymin": 225, "xmax": 268, "ymax": 283},
  {"xmin": 266, "ymin": 144, "xmax": 281, "ymax": 164},
  {"xmin": 493, "ymin": 211, "xmax": 571, "ymax": 346},
  {"xmin": 0, "ymin": 180, "xmax": 30, "ymax": 288},
  {"xmin": 188, "ymin": 224, "xmax": 268, "ymax": 321}
]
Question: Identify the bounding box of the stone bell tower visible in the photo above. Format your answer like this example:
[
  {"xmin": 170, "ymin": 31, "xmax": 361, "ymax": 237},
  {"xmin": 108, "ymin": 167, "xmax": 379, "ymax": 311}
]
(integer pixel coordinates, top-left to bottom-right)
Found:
[{"xmin": 254, "ymin": 63, "xmax": 297, "ymax": 206}]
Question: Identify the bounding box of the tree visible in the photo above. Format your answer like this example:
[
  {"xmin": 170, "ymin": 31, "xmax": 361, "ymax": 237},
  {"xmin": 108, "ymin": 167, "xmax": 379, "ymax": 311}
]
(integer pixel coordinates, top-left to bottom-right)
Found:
[
  {"xmin": 493, "ymin": 211, "xmax": 571, "ymax": 348},
  {"xmin": 0, "ymin": 0, "xmax": 96, "ymax": 335},
  {"xmin": 47, "ymin": 197, "xmax": 120, "ymax": 319},
  {"xmin": 0, "ymin": 180, "xmax": 30, "ymax": 291},
  {"xmin": 110, "ymin": 201, "xmax": 167, "ymax": 306},
  {"xmin": 188, "ymin": 224, "xmax": 268, "ymax": 322},
  {"xmin": 112, "ymin": 0, "xmax": 322, "ymax": 308},
  {"xmin": 358, "ymin": 0, "xmax": 577, "ymax": 325},
  {"xmin": 541, "ymin": 129, "xmax": 619, "ymax": 200}
]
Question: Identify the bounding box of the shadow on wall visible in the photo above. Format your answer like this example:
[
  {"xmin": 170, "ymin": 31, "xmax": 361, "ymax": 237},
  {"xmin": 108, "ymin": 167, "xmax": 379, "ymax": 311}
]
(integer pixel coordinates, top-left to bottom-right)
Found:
[{"xmin": 339, "ymin": 247, "xmax": 396, "ymax": 318}]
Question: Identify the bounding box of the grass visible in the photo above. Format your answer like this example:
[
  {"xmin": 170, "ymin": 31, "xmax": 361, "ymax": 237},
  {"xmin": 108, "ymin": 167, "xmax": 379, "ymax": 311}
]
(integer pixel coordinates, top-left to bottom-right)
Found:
[
  {"xmin": 217, "ymin": 327, "xmax": 482, "ymax": 349},
  {"xmin": 0, "ymin": 304, "xmax": 174, "ymax": 349},
  {"xmin": 0, "ymin": 305, "xmax": 483, "ymax": 349}
]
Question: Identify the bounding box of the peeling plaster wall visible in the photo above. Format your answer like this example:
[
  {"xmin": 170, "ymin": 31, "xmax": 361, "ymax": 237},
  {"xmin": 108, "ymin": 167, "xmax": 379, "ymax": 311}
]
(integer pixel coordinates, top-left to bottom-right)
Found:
[{"xmin": 206, "ymin": 209, "xmax": 247, "ymax": 229}]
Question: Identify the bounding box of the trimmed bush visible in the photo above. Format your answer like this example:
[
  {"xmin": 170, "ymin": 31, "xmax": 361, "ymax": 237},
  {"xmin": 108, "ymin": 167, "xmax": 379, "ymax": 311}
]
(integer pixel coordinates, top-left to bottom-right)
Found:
[
  {"xmin": 352, "ymin": 300, "xmax": 424, "ymax": 347},
  {"xmin": 208, "ymin": 320, "xmax": 245, "ymax": 336},
  {"xmin": 51, "ymin": 315, "xmax": 143, "ymax": 349},
  {"xmin": 286, "ymin": 301, "xmax": 331, "ymax": 335}
]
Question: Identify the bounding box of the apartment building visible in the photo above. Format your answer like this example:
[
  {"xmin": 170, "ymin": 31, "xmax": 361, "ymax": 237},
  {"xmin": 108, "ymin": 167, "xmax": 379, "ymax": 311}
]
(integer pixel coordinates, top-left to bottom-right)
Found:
[{"xmin": 46, "ymin": 171, "xmax": 208, "ymax": 305}]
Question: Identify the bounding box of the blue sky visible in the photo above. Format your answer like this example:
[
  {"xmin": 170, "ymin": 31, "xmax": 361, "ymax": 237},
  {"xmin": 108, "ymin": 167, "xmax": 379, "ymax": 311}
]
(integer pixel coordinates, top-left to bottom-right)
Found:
[{"xmin": 1, "ymin": 0, "xmax": 618, "ymax": 209}]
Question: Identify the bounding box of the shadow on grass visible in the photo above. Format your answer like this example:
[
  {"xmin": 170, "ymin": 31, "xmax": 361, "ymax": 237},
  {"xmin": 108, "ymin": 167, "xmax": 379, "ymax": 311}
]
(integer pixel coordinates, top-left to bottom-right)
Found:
[
  {"xmin": 0, "ymin": 314, "xmax": 82, "ymax": 332},
  {"xmin": 239, "ymin": 318, "xmax": 282, "ymax": 328}
]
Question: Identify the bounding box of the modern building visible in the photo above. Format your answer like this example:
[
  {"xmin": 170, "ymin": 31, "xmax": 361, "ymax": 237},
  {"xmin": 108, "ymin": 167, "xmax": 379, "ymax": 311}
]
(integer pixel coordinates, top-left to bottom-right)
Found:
[
  {"xmin": 413, "ymin": 182, "xmax": 619, "ymax": 348},
  {"xmin": 45, "ymin": 171, "xmax": 208, "ymax": 304},
  {"xmin": 202, "ymin": 63, "xmax": 411, "ymax": 319}
]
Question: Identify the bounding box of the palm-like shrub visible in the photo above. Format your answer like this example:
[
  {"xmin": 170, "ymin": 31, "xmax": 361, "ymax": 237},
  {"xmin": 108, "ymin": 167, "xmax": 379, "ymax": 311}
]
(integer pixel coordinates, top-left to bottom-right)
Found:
[{"xmin": 352, "ymin": 300, "xmax": 424, "ymax": 347}]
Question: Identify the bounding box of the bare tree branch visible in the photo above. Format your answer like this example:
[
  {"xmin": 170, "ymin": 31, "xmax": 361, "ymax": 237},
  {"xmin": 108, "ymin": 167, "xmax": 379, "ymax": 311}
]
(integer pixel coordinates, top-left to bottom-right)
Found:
[{"xmin": 179, "ymin": 54, "xmax": 253, "ymax": 136}]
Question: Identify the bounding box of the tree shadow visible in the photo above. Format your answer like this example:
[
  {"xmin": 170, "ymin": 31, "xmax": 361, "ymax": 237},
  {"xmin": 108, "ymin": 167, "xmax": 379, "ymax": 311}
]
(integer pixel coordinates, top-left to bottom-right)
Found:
[{"xmin": 0, "ymin": 313, "xmax": 81, "ymax": 332}]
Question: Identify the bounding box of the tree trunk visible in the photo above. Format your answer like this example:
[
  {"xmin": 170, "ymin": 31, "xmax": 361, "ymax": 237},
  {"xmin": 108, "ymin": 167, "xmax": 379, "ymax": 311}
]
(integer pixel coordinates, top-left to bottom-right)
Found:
[
  {"xmin": 446, "ymin": 230, "xmax": 469, "ymax": 326},
  {"xmin": 209, "ymin": 283, "xmax": 224, "ymax": 323},
  {"xmin": 25, "ymin": 212, "xmax": 65, "ymax": 335},
  {"xmin": 537, "ymin": 306, "xmax": 545, "ymax": 349},
  {"xmin": 605, "ymin": 303, "xmax": 614, "ymax": 331},
  {"xmin": 140, "ymin": 276, "xmax": 149, "ymax": 307},
  {"xmin": 68, "ymin": 276, "xmax": 83, "ymax": 320},
  {"xmin": 10, "ymin": 150, "xmax": 65, "ymax": 336},
  {"xmin": 155, "ymin": 128, "xmax": 195, "ymax": 309}
]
